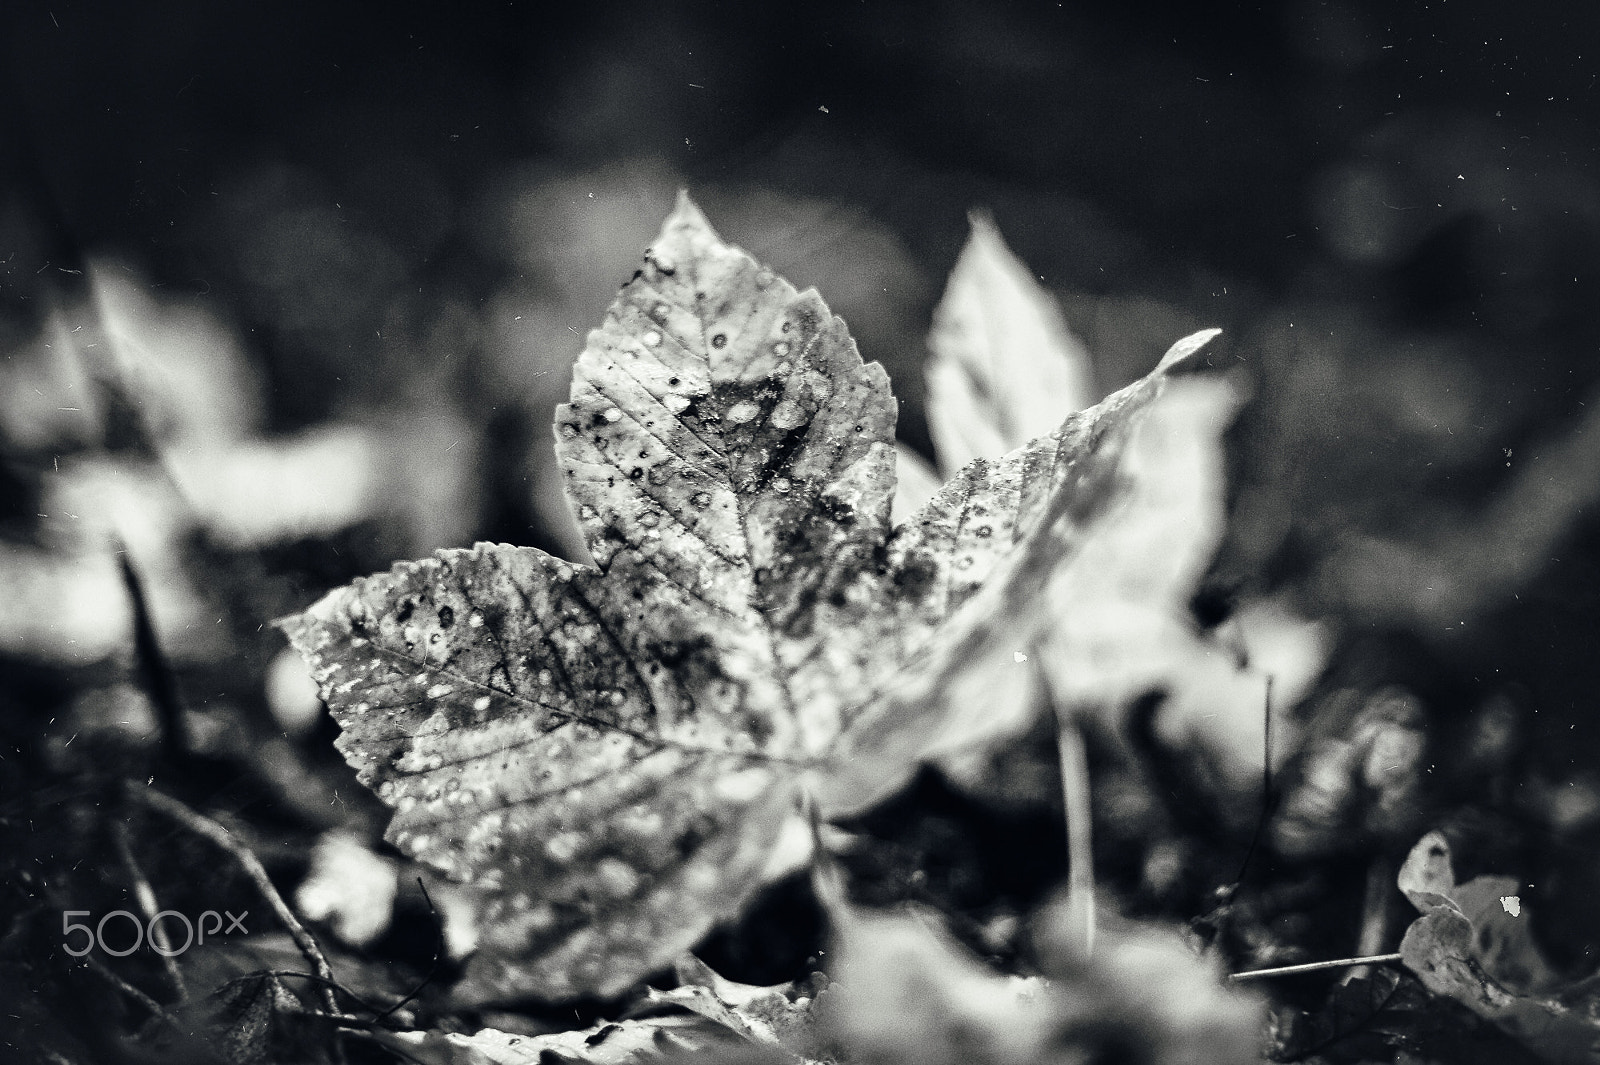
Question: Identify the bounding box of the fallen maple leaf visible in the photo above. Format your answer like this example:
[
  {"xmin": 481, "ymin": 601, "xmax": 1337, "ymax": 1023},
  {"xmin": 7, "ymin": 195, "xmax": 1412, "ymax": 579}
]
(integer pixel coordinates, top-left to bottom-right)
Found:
[{"xmin": 281, "ymin": 193, "xmax": 1226, "ymax": 1003}]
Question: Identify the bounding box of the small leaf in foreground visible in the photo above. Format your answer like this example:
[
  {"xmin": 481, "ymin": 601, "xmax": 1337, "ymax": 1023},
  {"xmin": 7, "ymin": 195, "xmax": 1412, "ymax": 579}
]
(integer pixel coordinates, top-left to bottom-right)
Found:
[
  {"xmin": 1398, "ymin": 831, "xmax": 1600, "ymax": 1064},
  {"xmin": 822, "ymin": 893, "xmax": 1263, "ymax": 1065},
  {"xmin": 924, "ymin": 211, "xmax": 1097, "ymax": 475},
  {"xmin": 281, "ymin": 193, "xmax": 1224, "ymax": 1002},
  {"xmin": 642, "ymin": 955, "xmax": 822, "ymax": 1054}
]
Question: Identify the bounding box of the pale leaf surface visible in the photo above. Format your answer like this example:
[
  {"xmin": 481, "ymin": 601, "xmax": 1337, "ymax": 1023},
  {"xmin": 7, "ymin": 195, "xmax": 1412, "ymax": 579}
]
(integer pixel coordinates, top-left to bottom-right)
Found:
[
  {"xmin": 822, "ymin": 893, "xmax": 1262, "ymax": 1065},
  {"xmin": 925, "ymin": 211, "xmax": 1096, "ymax": 474},
  {"xmin": 283, "ymin": 195, "xmax": 1216, "ymax": 1002},
  {"xmin": 890, "ymin": 442, "xmax": 943, "ymax": 524},
  {"xmin": 638, "ymin": 955, "xmax": 822, "ymax": 1058},
  {"xmin": 1039, "ymin": 374, "xmax": 1238, "ymax": 713},
  {"xmin": 834, "ymin": 334, "xmax": 1230, "ymax": 801}
]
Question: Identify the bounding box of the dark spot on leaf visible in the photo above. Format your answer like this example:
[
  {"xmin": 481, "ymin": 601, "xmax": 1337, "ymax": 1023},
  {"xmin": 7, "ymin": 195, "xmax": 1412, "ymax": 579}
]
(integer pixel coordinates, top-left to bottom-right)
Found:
[
  {"xmin": 668, "ymin": 377, "xmax": 680, "ymax": 386},
  {"xmin": 675, "ymin": 817, "xmax": 717, "ymax": 859},
  {"xmin": 712, "ymin": 333, "xmax": 728, "ymax": 348},
  {"xmin": 894, "ymin": 551, "xmax": 938, "ymax": 597},
  {"xmin": 437, "ymin": 605, "xmax": 455, "ymax": 628},
  {"xmin": 629, "ymin": 468, "xmax": 644, "ymax": 480},
  {"xmin": 647, "ymin": 634, "xmax": 714, "ymax": 671},
  {"xmin": 757, "ymin": 425, "xmax": 809, "ymax": 489},
  {"xmin": 396, "ymin": 599, "xmax": 415, "ymax": 624},
  {"xmin": 585, "ymin": 1024, "xmax": 623, "ymax": 1047},
  {"xmin": 820, "ymin": 495, "xmax": 856, "ymax": 526}
]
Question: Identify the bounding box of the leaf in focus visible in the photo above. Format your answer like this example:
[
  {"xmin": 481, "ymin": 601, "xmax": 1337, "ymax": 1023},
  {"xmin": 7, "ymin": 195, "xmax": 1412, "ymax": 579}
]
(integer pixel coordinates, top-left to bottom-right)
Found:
[
  {"xmin": 280, "ymin": 194, "xmax": 1221, "ymax": 1002},
  {"xmin": 925, "ymin": 211, "xmax": 1097, "ymax": 475},
  {"xmin": 1397, "ymin": 831, "xmax": 1600, "ymax": 1063},
  {"xmin": 373, "ymin": 1014, "xmax": 759, "ymax": 1065},
  {"xmin": 636, "ymin": 954, "xmax": 823, "ymax": 1060}
]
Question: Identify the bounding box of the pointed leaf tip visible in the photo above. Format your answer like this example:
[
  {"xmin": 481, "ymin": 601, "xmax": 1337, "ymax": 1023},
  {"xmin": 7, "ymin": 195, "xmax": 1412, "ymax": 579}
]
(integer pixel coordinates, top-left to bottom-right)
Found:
[
  {"xmin": 1154, "ymin": 327, "xmax": 1222, "ymax": 373},
  {"xmin": 926, "ymin": 209, "xmax": 1096, "ymax": 473},
  {"xmin": 964, "ymin": 207, "xmax": 999, "ymax": 239},
  {"xmin": 663, "ymin": 189, "xmax": 717, "ymax": 239}
]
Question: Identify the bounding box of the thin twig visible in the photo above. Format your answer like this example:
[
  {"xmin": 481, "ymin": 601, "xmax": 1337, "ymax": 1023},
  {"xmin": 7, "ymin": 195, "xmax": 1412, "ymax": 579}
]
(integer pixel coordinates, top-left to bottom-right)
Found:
[
  {"xmin": 110, "ymin": 818, "xmax": 185, "ymax": 999},
  {"xmin": 79, "ymin": 949, "xmax": 185, "ymax": 1035},
  {"xmin": 1055, "ymin": 707, "xmax": 1096, "ymax": 959},
  {"xmin": 129, "ymin": 784, "xmax": 340, "ymax": 1017},
  {"xmin": 1229, "ymin": 674, "xmax": 1276, "ymax": 890},
  {"xmin": 375, "ymin": 878, "xmax": 443, "ymax": 1021},
  {"xmin": 1229, "ymin": 953, "xmax": 1403, "ymax": 982},
  {"xmin": 115, "ymin": 542, "xmax": 192, "ymax": 759},
  {"xmin": 260, "ymin": 971, "xmax": 388, "ymax": 1019},
  {"xmin": 1350, "ymin": 857, "xmax": 1393, "ymax": 983}
]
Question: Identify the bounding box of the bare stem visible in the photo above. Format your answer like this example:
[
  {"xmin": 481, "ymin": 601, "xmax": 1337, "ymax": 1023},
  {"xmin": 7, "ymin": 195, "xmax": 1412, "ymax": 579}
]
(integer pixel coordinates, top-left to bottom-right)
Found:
[
  {"xmin": 129, "ymin": 784, "xmax": 340, "ymax": 1016},
  {"xmin": 1056, "ymin": 709, "xmax": 1095, "ymax": 959},
  {"xmin": 110, "ymin": 818, "xmax": 185, "ymax": 999},
  {"xmin": 1229, "ymin": 953, "xmax": 1404, "ymax": 983},
  {"xmin": 79, "ymin": 950, "xmax": 184, "ymax": 1035}
]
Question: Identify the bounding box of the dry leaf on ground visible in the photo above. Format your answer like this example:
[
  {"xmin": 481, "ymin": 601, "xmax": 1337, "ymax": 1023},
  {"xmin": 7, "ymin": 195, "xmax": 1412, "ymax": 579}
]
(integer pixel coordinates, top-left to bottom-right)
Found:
[
  {"xmin": 1398, "ymin": 831, "xmax": 1600, "ymax": 1064},
  {"xmin": 281, "ymin": 194, "xmax": 1225, "ymax": 1003}
]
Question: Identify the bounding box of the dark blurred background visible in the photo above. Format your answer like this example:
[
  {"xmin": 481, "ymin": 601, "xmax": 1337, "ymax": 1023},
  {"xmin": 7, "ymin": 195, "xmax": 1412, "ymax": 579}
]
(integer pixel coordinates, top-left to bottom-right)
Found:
[{"xmin": 5, "ymin": 0, "xmax": 1600, "ymax": 976}]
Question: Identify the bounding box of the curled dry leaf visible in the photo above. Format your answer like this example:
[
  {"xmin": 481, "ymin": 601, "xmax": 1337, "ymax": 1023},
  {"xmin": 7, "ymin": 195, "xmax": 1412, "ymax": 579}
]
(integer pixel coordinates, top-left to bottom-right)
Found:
[
  {"xmin": 280, "ymin": 193, "xmax": 1224, "ymax": 1003},
  {"xmin": 1398, "ymin": 831, "xmax": 1600, "ymax": 1063}
]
